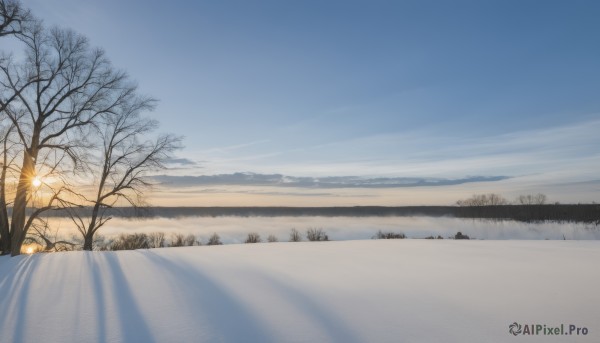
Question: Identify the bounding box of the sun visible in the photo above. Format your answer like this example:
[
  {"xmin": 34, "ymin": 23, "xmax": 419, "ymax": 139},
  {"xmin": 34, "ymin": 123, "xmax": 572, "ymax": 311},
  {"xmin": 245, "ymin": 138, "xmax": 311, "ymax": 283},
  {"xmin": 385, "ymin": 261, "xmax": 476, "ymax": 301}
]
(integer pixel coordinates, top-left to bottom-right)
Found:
[
  {"xmin": 32, "ymin": 176, "xmax": 42, "ymax": 188},
  {"xmin": 26, "ymin": 246, "xmax": 34, "ymax": 254}
]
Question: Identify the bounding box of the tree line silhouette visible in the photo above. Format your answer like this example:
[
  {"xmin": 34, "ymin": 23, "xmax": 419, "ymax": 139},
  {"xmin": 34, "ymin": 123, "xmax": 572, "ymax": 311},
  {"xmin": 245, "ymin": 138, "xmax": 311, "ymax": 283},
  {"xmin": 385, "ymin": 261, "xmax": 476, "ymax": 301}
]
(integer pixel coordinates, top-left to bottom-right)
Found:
[{"xmin": 31, "ymin": 201, "xmax": 600, "ymax": 224}]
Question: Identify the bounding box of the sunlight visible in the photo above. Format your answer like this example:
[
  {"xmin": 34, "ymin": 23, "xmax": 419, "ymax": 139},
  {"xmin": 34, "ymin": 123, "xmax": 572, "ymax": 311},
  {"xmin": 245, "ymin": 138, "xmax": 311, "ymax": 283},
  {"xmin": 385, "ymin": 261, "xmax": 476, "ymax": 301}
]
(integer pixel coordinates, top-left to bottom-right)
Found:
[
  {"xmin": 22, "ymin": 243, "xmax": 40, "ymax": 255},
  {"xmin": 32, "ymin": 176, "xmax": 42, "ymax": 188}
]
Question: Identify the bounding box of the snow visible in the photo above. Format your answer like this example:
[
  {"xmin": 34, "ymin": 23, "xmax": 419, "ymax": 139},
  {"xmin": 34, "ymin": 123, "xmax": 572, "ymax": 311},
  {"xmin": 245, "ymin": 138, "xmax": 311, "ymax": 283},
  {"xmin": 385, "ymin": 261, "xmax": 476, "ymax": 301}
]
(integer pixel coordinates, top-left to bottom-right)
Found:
[{"xmin": 0, "ymin": 240, "xmax": 599, "ymax": 342}]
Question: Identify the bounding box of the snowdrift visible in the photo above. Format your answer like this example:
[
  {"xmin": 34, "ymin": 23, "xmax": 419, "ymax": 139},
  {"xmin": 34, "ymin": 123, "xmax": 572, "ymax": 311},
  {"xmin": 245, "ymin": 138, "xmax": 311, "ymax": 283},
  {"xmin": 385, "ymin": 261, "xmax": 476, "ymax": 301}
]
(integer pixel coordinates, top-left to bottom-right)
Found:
[{"xmin": 0, "ymin": 240, "xmax": 598, "ymax": 342}]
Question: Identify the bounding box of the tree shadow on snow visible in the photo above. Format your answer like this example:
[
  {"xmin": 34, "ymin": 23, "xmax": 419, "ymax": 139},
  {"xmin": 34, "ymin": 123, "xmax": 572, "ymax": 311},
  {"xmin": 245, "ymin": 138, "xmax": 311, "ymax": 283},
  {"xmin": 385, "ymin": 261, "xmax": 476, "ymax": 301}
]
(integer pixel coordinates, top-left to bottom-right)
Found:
[
  {"xmin": 0, "ymin": 255, "xmax": 42, "ymax": 343},
  {"xmin": 138, "ymin": 250, "xmax": 361, "ymax": 343},
  {"xmin": 250, "ymin": 270, "xmax": 363, "ymax": 343},
  {"xmin": 139, "ymin": 250, "xmax": 277, "ymax": 343},
  {"xmin": 85, "ymin": 252, "xmax": 157, "ymax": 343}
]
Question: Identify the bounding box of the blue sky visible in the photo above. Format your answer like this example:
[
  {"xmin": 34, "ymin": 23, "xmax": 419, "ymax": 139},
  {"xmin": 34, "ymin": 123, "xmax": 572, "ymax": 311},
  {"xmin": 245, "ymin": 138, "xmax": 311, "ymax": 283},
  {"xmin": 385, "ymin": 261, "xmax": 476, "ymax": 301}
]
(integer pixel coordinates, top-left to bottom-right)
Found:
[{"xmin": 17, "ymin": 0, "xmax": 600, "ymax": 205}]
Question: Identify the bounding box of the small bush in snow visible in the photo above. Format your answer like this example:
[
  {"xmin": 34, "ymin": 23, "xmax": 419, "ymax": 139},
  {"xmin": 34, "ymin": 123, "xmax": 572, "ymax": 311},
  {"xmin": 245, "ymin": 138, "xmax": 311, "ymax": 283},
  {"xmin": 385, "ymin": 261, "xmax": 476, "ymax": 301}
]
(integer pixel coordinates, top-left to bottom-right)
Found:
[
  {"xmin": 148, "ymin": 232, "xmax": 166, "ymax": 248},
  {"xmin": 306, "ymin": 228, "xmax": 329, "ymax": 241},
  {"xmin": 171, "ymin": 233, "xmax": 198, "ymax": 247},
  {"xmin": 289, "ymin": 228, "xmax": 302, "ymax": 242},
  {"xmin": 454, "ymin": 232, "xmax": 470, "ymax": 240},
  {"xmin": 245, "ymin": 232, "xmax": 262, "ymax": 243},
  {"xmin": 170, "ymin": 233, "xmax": 185, "ymax": 247},
  {"xmin": 424, "ymin": 235, "xmax": 443, "ymax": 239},
  {"xmin": 91, "ymin": 235, "xmax": 111, "ymax": 251},
  {"xmin": 267, "ymin": 234, "xmax": 278, "ymax": 242},
  {"xmin": 185, "ymin": 234, "xmax": 199, "ymax": 246},
  {"xmin": 111, "ymin": 233, "xmax": 150, "ymax": 250},
  {"xmin": 373, "ymin": 230, "xmax": 406, "ymax": 239},
  {"xmin": 207, "ymin": 233, "xmax": 223, "ymax": 245}
]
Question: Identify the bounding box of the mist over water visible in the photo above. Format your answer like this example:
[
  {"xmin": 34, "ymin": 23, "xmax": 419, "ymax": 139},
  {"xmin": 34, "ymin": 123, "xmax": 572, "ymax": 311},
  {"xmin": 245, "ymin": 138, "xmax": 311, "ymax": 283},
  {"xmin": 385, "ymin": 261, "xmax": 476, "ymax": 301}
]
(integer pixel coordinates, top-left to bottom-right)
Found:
[{"xmin": 47, "ymin": 216, "xmax": 600, "ymax": 243}]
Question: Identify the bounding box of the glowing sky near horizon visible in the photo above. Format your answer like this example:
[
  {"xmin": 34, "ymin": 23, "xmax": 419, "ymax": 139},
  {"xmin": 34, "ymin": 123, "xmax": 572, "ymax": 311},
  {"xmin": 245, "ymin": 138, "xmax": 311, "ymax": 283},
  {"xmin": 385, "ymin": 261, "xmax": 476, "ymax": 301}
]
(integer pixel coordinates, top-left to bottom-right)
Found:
[{"xmin": 14, "ymin": 0, "xmax": 600, "ymax": 205}]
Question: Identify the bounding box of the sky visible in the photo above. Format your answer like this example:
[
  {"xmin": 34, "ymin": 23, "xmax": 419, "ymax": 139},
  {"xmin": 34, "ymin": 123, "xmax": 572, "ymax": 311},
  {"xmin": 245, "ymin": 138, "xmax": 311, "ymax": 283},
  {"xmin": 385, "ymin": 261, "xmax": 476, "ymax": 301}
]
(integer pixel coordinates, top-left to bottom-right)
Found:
[{"xmin": 12, "ymin": 0, "xmax": 600, "ymax": 205}]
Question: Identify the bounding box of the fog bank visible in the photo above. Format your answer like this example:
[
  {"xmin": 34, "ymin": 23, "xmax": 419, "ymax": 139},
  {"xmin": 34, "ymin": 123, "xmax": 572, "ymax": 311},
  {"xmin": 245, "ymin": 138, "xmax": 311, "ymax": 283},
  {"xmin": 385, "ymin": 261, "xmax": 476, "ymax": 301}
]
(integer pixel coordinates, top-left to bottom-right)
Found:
[{"xmin": 47, "ymin": 216, "xmax": 600, "ymax": 243}]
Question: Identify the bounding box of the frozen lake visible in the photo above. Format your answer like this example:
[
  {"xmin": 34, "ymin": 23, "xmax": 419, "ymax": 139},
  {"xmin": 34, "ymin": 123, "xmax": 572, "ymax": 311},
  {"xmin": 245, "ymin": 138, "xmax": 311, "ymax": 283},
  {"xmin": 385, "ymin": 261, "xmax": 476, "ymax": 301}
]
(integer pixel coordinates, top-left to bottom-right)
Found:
[{"xmin": 46, "ymin": 216, "xmax": 600, "ymax": 243}]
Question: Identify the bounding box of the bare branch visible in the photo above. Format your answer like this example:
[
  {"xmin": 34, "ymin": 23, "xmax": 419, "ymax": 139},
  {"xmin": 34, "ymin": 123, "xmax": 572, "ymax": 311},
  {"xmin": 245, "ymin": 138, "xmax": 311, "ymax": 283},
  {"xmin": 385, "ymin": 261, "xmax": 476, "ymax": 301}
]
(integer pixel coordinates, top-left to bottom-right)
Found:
[{"xmin": 0, "ymin": 0, "xmax": 31, "ymax": 38}]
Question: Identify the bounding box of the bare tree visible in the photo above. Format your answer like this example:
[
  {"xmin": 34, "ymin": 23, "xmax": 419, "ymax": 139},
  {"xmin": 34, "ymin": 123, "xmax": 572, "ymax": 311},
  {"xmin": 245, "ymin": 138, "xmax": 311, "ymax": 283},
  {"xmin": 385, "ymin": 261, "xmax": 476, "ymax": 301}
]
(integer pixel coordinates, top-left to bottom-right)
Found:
[
  {"xmin": 0, "ymin": 0, "xmax": 30, "ymax": 37},
  {"xmin": 70, "ymin": 102, "xmax": 180, "ymax": 250},
  {"xmin": 516, "ymin": 193, "xmax": 547, "ymax": 205},
  {"xmin": 1, "ymin": 23, "xmax": 139, "ymax": 256},
  {"xmin": 0, "ymin": 0, "xmax": 36, "ymax": 253},
  {"xmin": 487, "ymin": 193, "xmax": 508, "ymax": 206},
  {"xmin": 1, "ymin": 1, "xmax": 178, "ymax": 255},
  {"xmin": 456, "ymin": 193, "xmax": 507, "ymax": 206}
]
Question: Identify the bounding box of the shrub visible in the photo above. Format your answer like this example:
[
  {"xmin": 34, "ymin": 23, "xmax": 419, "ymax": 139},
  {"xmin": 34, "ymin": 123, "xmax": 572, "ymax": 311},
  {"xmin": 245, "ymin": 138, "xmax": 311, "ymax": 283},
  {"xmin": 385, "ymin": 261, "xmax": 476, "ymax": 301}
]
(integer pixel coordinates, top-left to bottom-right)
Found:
[
  {"xmin": 454, "ymin": 232, "xmax": 470, "ymax": 240},
  {"xmin": 92, "ymin": 235, "xmax": 113, "ymax": 251},
  {"xmin": 267, "ymin": 234, "xmax": 278, "ymax": 242},
  {"xmin": 289, "ymin": 228, "xmax": 302, "ymax": 242},
  {"xmin": 373, "ymin": 230, "xmax": 406, "ymax": 239},
  {"xmin": 171, "ymin": 233, "xmax": 198, "ymax": 247},
  {"xmin": 111, "ymin": 233, "xmax": 150, "ymax": 250},
  {"xmin": 170, "ymin": 233, "xmax": 185, "ymax": 247},
  {"xmin": 184, "ymin": 234, "xmax": 198, "ymax": 246},
  {"xmin": 424, "ymin": 235, "xmax": 444, "ymax": 240},
  {"xmin": 245, "ymin": 232, "xmax": 262, "ymax": 243},
  {"xmin": 206, "ymin": 233, "xmax": 223, "ymax": 245},
  {"xmin": 147, "ymin": 232, "xmax": 166, "ymax": 248},
  {"xmin": 306, "ymin": 228, "xmax": 329, "ymax": 241}
]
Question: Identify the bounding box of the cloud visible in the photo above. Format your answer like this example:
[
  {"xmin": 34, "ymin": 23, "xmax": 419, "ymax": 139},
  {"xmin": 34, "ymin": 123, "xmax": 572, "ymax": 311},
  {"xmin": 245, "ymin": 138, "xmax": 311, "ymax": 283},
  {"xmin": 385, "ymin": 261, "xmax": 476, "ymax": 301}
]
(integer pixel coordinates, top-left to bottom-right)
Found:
[
  {"xmin": 185, "ymin": 118, "xmax": 599, "ymax": 184},
  {"xmin": 201, "ymin": 189, "xmax": 341, "ymax": 197},
  {"xmin": 152, "ymin": 173, "xmax": 509, "ymax": 189},
  {"xmin": 165, "ymin": 157, "xmax": 199, "ymax": 166},
  {"xmin": 200, "ymin": 139, "xmax": 271, "ymax": 154}
]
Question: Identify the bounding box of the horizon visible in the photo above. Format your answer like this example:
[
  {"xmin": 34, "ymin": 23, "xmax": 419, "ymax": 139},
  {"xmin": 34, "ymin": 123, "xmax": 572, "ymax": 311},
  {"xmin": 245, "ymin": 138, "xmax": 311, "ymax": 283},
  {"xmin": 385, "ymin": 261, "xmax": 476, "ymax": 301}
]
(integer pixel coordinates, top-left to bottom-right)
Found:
[{"xmin": 14, "ymin": 0, "xmax": 600, "ymax": 206}]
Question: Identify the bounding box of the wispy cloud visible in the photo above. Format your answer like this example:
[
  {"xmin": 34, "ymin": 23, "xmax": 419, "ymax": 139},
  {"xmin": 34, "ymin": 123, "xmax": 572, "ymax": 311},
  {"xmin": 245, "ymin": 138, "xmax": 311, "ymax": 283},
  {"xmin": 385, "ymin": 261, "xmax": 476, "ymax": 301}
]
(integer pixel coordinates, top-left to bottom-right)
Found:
[
  {"xmin": 211, "ymin": 117, "xmax": 600, "ymax": 181},
  {"xmin": 165, "ymin": 157, "xmax": 199, "ymax": 166},
  {"xmin": 152, "ymin": 118, "xmax": 599, "ymax": 205},
  {"xmin": 196, "ymin": 188, "xmax": 341, "ymax": 197},
  {"xmin": 152, "ymin": 173, "xmax": 509, "ymax": 189},
  {"xmin": 199, "ymin": 139, "xmax": 271, "ymax": 154}
]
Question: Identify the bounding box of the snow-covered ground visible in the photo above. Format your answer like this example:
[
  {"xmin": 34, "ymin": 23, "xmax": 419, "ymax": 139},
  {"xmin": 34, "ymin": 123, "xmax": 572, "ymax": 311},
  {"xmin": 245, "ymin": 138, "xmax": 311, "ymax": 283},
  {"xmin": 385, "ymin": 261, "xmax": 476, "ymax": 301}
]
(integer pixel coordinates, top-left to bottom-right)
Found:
[{"xmin": 0, "ymin": 240, "xmax": 598, "ymax": 342}]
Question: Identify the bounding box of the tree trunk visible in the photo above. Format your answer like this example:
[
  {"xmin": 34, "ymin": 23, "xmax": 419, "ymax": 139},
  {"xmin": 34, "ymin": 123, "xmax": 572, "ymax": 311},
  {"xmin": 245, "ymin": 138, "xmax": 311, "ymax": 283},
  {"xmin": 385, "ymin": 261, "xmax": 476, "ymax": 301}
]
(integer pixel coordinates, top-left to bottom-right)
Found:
[
  {"xmin": 83, "ymin": 203, "xmax": 101, "ymax": 251},
  {"xmin": 0, "ymin": 195, "xmax": 10, "ymax": 254},
  {"xmin": 0, "ymin": 136, "xmax": 12, "ymax": 254},
  {"xmin": 10, "ymin": 151, "xmax": 35, "ymax": 256},
  {"xmin": 0, "ymin": 167, "xmax": 10, "ymax": 254},
  {"xmin": 83, "ymin": 233, "xmax": 94, "ymax": 251}
]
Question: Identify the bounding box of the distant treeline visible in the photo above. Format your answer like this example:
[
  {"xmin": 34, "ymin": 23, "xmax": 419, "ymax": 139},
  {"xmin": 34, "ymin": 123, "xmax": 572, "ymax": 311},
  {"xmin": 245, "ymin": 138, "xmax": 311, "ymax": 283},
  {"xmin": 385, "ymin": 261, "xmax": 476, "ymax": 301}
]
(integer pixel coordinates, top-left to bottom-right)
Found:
[
  {"xmin": 454, "ymin": 205, "xmax": 599, "ymax": 223},
  {"xmin": 20, "ymin": 205, "xmax": 600, "ymax": 224}
]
